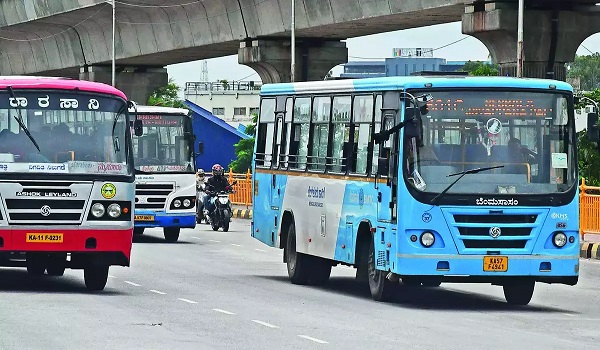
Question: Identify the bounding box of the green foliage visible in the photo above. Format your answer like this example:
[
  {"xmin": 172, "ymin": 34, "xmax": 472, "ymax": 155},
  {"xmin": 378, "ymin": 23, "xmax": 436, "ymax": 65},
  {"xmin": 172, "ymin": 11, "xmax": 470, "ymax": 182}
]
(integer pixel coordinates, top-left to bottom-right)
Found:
[
  {"xmin": 577, "ymin": 88, "xmax": 600, "ymax": 186},
  {"xmin": 567, "ymin": 53, "xmax": 600, "ymax": 91},
  {"xmin": 229, "ymin": 113, "xmax": 258, "ymax": 173},
  {"xmin": 147, "ymin": 78, "xmax": 186, "ymax": 108},
  {"xmin": 460, "ymin": 61, "xmax": 499, "ymax": 76}
]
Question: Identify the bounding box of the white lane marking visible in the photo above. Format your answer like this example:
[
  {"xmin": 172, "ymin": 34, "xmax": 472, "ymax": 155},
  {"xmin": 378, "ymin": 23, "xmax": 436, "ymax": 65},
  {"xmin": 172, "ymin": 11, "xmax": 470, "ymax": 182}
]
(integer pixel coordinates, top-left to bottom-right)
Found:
[
  {"xmin": 150, "ymin": 289, "xmax": 167, "ymax": 295},
  {"xmin": 108, "ymin": 275, "xmax": 116, "ymax": 279},
  {"xmin": 251, "ymin": 320, "xmax": 279, "ymax": 328},
  {"xmin": 213, "ymin": 308, "xmax": 235, "ymax": 315},
  {"xmin": 230, "ymin": 243, "xmax": 242, "ymax": 247},
  {"xmin": 209, "ymin": 239, "xmax": 221, "ymax": 243},
  {"xmin": 192, "ymin": 236, "xmax": 202, "ymax": 240},
  {"xmin": 254, "ymin": 248, "xmax": 266, "ymax": 252},
  {"xmin": 178, "ymin": 298, "xmax": 198, "ymax": 304},
  {"xmin": 124, "ymin": 281, "xmax": 141, "ymax": 287},
  {"xmin": 298, "ymin": 335, "xmax": 328, "ymax": 344}
]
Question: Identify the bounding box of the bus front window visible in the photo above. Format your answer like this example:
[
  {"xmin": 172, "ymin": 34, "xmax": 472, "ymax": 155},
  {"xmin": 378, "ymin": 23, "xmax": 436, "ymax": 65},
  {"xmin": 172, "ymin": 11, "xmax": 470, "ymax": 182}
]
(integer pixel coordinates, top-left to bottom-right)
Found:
[{"xmin": 404, "ymin": 90, "xmax": 576, "ymax": 197}]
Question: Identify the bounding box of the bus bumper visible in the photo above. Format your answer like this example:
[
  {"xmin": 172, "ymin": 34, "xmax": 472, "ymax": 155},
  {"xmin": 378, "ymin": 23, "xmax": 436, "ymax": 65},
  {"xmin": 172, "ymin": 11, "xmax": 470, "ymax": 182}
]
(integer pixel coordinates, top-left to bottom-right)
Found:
[
  {"xmin": 0, "ymin": 228, "xmax": 132, "ymax": 267},
  {"xmin": 134, "ymin": 210, "xmax": 196, "ymax": 229},
  {"xmin": 394, "ymin": 254, "xmax": 579, "ymax": 285}
]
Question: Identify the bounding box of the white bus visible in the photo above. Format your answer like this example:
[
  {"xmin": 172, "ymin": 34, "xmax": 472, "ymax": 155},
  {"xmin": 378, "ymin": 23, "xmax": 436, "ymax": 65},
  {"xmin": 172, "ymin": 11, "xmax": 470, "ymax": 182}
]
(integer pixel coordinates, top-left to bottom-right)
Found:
[{"xmin": 129, "ymin": 105, "xmax": 196, "ymax": 242}]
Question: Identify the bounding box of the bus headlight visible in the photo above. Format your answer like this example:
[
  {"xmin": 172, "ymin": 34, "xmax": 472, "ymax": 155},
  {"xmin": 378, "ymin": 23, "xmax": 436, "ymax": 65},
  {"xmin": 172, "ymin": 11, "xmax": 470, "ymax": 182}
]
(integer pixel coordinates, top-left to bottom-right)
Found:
[
  {"xmin": 553, "ymin": 232, "xmax": 567, "ymax": 247},
  {"xmin": 420, "ymin": 232, "xmax": 435, "ymax": 247},
  {"xmin": 174, "ymin": 199, "xmax": 181, "ymax": 208},
  {"xmin": 91, "ymin": 203, "xmax": 105, "ymax": 218},
  {"xmin": 183, "ymin": 199, "xmax": 191, "ymax": 208},
  {"xmin": 107, "ymin": 203, "xmax": 122, "ymax": 218}
]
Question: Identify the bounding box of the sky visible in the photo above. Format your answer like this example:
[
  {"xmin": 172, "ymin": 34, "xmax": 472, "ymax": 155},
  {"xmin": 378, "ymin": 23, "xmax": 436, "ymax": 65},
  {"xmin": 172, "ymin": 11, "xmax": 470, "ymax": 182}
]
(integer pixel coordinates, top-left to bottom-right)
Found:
[{"xmin": 166, "ymin": 21, "xmax": 600, "ymax": 91}]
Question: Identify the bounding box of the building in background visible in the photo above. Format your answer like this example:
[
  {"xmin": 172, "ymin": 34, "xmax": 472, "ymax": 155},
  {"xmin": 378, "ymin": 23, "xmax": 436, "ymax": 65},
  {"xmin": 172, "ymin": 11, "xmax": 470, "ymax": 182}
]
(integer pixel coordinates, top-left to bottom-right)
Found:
[
  {"xmin": 184, "ymin": 100, "xmax": 252, "ymax": 172},
  {"xmin": 184, "ymin": 81, "xmax": 261, "ymax": 130},
  {"xmin": 339, "ymin": 48, "xmax": 468, "ymax": 79}
]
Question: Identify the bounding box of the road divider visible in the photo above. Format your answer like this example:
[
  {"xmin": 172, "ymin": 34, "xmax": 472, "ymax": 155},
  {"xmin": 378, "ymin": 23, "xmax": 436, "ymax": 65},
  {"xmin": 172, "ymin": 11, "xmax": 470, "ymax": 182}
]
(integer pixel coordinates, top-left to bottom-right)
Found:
[
  {"xmin": 581, "ymin": 242, "xmax": 600, "ymax": 259},
  {"xmin": 232, "ymin": 208, "xmax": 252, "ymax": 219}
]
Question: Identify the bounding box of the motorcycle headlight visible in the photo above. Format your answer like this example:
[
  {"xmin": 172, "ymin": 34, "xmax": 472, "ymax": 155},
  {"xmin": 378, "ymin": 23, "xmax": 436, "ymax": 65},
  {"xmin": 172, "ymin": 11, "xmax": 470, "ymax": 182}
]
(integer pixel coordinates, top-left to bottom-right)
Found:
[
  {"xmin": 219, "ymin": 197, "xmax": 228, "ymax": 205},
  {"xmin": 183, "ymin": 199, "xmax": 191, "ymax": 207},
  {"xmin": 107, "ymin": 203, "xmax": 121, "ymax": 218},
  {"xmin": 91, "ymin": 203, "xmax": 105, "ymax": 218},
  {"xmin": 174, "ymin": 199, "xmax": 181, "ymax": 208}
]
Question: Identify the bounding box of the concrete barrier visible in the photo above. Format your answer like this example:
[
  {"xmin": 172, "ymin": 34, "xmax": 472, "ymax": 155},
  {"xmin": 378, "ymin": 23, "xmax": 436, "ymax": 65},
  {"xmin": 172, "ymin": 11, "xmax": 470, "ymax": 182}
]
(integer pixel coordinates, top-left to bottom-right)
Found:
[
  {"xmin": 232, "ymin": 208, "xmax": 252, "ymax": 219},
  {"xmin": 580, "ymin": 242, "xmax": 600, "ymax": 259}
]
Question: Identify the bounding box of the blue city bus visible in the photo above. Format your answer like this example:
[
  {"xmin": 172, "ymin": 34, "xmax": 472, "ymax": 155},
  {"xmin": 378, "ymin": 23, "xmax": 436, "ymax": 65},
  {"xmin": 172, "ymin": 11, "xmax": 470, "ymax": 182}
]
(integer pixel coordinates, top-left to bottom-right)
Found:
[
  {"xmin": 251, "ymin": 76, "xmax": 584, "ymax": 305},
  {"xmin": 130, "ymin": 105, "xmax": 196, "ymax": 242}
]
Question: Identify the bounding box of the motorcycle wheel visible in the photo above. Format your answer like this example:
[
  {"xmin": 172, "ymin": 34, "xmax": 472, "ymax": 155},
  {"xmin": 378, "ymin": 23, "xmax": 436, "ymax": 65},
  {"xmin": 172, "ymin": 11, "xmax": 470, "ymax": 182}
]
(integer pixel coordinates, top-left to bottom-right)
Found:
[{"xmin": 222, "ymin": 209, "xmax": 230, "ymax": 232}]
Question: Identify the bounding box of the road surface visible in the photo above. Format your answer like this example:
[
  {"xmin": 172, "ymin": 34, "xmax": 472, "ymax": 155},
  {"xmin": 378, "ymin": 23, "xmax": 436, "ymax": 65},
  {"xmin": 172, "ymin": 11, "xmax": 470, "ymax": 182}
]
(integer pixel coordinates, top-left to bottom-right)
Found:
[{"xmin": 0, "ymin": 220, "xmax": 599, "ymax": 349}]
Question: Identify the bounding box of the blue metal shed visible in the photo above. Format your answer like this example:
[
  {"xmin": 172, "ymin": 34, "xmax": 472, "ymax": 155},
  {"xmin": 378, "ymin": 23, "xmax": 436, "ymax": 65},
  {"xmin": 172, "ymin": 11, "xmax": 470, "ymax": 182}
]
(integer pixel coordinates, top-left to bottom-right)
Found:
[{"xmin": 184, "ymin": 100, "xmax": 251, "ymax": 172}]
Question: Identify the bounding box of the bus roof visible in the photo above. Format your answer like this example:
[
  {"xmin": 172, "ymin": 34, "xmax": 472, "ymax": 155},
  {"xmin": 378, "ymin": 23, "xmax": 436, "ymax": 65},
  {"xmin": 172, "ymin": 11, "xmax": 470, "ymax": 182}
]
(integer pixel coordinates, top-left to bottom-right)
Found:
[
  {"xmin": 260, "ymin": 76, "xmax": 573, "ymax": 96},
  {"xmin": 131, "ymin": 105, "xmax": 190, "ymax": 116},
  {"xmin": 0, "ymin": 76, "xmax": 127, "ymax": 100}
]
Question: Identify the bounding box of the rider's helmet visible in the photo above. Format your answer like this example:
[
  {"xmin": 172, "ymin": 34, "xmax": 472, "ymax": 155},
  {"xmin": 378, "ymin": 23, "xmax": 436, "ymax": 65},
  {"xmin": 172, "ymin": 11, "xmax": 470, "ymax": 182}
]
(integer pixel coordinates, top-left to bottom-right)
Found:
[
  {"xmin": 196, "ymin": 168, "xmax": 205, "ymax": 178},
  {"xmin": 212, "ymin": 164, "xmax": 224, "ymax": 177}
]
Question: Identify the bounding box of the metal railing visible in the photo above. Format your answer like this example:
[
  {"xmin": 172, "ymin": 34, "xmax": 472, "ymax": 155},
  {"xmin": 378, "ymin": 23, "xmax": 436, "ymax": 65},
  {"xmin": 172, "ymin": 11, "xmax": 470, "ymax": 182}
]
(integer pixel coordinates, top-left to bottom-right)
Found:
[
  {"xmin": 228, "ymin": 169, "xmax": 252, "ymax": 207},
  {"xmin": 580, "ymin": 178, "xmax": 600, "ymax": 239},
  {"xmin": 185, "ymin": 81, "xmax": 262, "ymax": 95}
]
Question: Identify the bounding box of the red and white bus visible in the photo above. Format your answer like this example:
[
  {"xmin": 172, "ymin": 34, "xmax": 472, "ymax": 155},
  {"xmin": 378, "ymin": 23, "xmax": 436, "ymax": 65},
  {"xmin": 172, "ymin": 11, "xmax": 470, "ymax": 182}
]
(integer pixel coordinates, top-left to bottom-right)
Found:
[{"xmin": 0, "ymin": 76, "xmax": 141, "ymax": 290}]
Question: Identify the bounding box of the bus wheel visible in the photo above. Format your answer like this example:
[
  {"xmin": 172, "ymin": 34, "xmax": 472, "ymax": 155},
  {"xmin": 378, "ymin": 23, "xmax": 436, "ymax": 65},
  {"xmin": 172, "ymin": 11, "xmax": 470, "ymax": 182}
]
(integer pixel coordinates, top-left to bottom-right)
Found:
[
  {"xmin": 367, "ymin": 238, "xmax": 394, "ymax": 302},
  {"xmin": 164, "ymin": 228, "xmax": 180, "ymax": 242},
  {"xmin": 84, "ymin": 265, "xmax": 109, "ymax": 291},
  {"xmin": 285, "ymin": 223, "xmax": 311, "ymax": 285},
  {"xmin": 134, "ymin": 228, "xmax": 145, "ymax": 235},
  {"xmin": 503, "ymin": 280, "xmax": 535, "ymax": 306}
]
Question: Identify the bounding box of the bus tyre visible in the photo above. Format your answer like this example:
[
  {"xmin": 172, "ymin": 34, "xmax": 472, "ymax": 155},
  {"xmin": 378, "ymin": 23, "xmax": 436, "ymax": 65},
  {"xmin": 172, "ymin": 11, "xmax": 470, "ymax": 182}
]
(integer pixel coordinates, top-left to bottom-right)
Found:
[
  {"xmin": 134, "ymin": 227, "xmax": 145, "ymax": 235},
  {"xmin": 164, "ymin": 227, "xmax": 180, "ymax": 242},
  {"xmin": 503, "ymin": 280, "xmax": 535, "ymax": 306},
  {"xmin": 285, "ymin": 223, "xmax": 311, "ymax": 285},
  {"xmin": 368, "ymin": 238, "xmax": 394, "ymax": 302},
  {"xmin": 222, "ymin": 209, "xmax": 230, "ymax": 232},
  {"xmin": 84, "ymin": 265, "xmax": 109, "ymax": 291}
]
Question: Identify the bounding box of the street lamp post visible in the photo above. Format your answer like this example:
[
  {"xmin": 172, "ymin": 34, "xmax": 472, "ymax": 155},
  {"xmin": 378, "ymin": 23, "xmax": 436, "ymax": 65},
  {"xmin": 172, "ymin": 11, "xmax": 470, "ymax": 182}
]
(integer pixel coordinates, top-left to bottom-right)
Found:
[
  {"xmin": 112, "ymin": 0, "xmax": 116, "ymax": 87},
  {"xmin": 516, "ymin": 0, "xmax": 524, "ymax": 78},
  {"xmin": 290, "ymin": 0, "xmax": 295, "ymax": 82}
]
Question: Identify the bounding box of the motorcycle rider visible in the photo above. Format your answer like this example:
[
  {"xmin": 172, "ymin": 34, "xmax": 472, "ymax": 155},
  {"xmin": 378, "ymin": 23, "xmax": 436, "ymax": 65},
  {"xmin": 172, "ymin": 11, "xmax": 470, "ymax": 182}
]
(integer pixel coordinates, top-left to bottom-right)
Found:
[
  {"xmin": 196, "ymin": 169, "xmax": 206, "ymax": 223},
  {"xmin": 203, "ymin": 164, "xmax": 233, "ymax": 218}
]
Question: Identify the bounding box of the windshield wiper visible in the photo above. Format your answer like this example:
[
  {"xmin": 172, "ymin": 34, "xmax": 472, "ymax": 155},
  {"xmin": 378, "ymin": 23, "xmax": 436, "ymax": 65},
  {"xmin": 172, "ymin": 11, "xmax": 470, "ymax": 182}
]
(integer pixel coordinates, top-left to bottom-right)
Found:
[
  {"xmin": 6, "ymin": 86, "xmax": 41, "ymax": 152},
  {"xmin": 431, "ymin": 165, "xmax": 504, "ymax": 204}
]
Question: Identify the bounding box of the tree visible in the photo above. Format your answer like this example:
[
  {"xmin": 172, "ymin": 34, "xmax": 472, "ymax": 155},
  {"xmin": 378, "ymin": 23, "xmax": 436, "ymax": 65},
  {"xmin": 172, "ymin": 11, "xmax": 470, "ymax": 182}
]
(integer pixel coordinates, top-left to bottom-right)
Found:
[
  {"xmin": 229, "ymin": 113, "xmax": 257, "ymax": 173},
  {"xmin": 567, "ymin": 53, "xmax": 600, "ymax": 91},
  {"xmin": 460, "ymin": 60, "xmax": 499, "ymax": 76},
  {"xmin": 147, "ymin": 78, "xmax": 185, "ymax": 108},
  {"xmin": 576, "ymin": 89, "xmax": 600, "ymax": 186}
]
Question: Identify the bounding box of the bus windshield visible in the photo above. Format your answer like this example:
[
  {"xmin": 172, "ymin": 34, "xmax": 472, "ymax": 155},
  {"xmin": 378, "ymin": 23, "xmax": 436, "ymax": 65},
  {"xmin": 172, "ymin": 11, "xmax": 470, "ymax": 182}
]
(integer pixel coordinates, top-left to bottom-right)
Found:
[
  {"xmin": 133, "ymin": 113, "xmax": 194, "ymax": 173},
  {"xmin": 0, "ymin": 90, "xmax": 130, "ymax": 176},
  {"xmin": 404, "ymin": 90, "xmax": 576, "ymax": 197}
]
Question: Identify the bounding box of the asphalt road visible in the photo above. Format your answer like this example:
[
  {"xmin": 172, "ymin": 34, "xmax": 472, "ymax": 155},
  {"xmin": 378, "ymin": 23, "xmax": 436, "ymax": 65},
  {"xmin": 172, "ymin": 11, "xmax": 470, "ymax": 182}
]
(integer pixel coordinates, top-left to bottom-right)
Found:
[{"xmin": 1, "ymin": 220, "xmax": 600, "ymax": 349}]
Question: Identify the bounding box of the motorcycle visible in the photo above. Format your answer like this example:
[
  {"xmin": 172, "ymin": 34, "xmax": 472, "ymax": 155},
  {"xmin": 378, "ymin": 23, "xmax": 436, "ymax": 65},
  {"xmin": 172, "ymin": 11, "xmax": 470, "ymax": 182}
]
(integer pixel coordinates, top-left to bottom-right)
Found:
[{"xmin": 203, "ymin": 181, "xmax": 237, "ymax": 232}]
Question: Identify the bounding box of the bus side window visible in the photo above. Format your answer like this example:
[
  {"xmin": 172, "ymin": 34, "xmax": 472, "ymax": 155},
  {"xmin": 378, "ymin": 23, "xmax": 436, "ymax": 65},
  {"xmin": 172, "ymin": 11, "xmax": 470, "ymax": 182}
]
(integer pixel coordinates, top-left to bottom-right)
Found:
[
  {"xmin": 371, "ymin": 94, "xmax": 383, "ymax": 175},
  {"xmin": 352, "ymin": 95, "xmax": 374, "ymax": 175},
  {"xmin": 289, "ymin": 97, "xmax": 311, "ymax": 170},
  {"xmin": 256, "ymin": 98, "xmax": 275, "ymax": 167},
  {"xmin": 330, "ymin": 95, "xmax": 351, "ymax": 173},
  {"xmin": 309, "ymin": 96, "xmax": 331, "ymax": 172}
]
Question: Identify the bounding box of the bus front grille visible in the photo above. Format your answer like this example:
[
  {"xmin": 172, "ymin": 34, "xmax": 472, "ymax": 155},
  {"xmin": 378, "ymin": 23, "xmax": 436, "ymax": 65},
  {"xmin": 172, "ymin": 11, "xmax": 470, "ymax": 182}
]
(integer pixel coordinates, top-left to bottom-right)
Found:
[
  {"xmin": 442, "ymin": 208, "xmax": 546, "ymax": 253},
  {"xmin": 135, "ymin": 183, "xmax": 175, "ymax": 210},
  {"xmin": 5, "ymin": 199, "xmax": 86, "ymax": 225}
]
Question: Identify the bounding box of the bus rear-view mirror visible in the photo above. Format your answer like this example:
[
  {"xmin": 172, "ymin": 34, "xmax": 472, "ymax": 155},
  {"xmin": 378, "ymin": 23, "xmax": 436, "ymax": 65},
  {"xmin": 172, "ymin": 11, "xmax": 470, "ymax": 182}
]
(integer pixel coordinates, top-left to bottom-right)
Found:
[
  {"xmin": 377, "ymin": 157, "xmax": 389, "ymax": 176},
  {"xmin": 133, "ymin": 119, "xmax": 143, "ymax": 136},
  {"xmin": 587, "ymin": 111, "xmax": 599, "ymax": 143}
]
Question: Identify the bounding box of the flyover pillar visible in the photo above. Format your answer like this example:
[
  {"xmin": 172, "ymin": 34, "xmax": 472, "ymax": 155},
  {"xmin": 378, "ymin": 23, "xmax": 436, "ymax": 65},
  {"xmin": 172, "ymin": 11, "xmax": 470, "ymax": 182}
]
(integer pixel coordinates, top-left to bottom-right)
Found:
[
  {"xmin": 238, "ymin": 39, "xmax": 348, "ymax": 83},
  {"xmin": 79, "ymin": 66, "xmax": 168, "ymax": 103},
  {"xmin": 462, "ymin": 2, "xmax": 600, "ymax": 81}
]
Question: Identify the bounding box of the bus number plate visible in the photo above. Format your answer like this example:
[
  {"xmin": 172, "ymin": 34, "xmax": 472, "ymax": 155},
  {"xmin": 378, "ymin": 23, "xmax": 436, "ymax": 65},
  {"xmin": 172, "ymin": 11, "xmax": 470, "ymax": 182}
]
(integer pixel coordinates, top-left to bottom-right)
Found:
[
  {"xmin": 483, "ymin": 256, "xmax": 508, "ymax": 272},
  {"xmin": 134, "ymin": 215, "xmax": 154, "ymax": 221},
  {"xmin": 26, "ymin": 233, "xmax": 63, "ymax": 243}
]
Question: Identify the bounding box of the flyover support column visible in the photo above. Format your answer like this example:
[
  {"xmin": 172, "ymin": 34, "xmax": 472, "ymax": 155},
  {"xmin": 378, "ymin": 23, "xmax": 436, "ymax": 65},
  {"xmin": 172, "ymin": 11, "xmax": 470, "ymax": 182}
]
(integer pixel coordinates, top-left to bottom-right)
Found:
[
  {"xmin": 238, "ymin": 39, "xmax": 348, "ymax": 83},
  {"xmin": 462, "ymin": 2, "xmax": 600, "ymax": 81},
  {"xmin": 79, "ymin": 65, "xmax": 168, "ymax": 103}
]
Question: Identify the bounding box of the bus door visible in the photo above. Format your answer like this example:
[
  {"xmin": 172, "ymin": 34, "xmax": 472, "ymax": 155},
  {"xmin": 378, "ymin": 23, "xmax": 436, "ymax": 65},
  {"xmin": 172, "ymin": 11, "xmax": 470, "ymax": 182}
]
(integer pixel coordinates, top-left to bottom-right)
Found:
[{"xmin": 376, "ymin": 91, "xmax": 400, "ymax": 224}]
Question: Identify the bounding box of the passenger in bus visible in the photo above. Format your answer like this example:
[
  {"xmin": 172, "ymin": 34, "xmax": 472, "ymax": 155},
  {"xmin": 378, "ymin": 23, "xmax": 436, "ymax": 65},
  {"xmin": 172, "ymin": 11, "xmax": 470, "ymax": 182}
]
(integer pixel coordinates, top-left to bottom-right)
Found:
[{"xmin": 505, "ymin": 138, "xmax": 535, "ymax": 174}]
